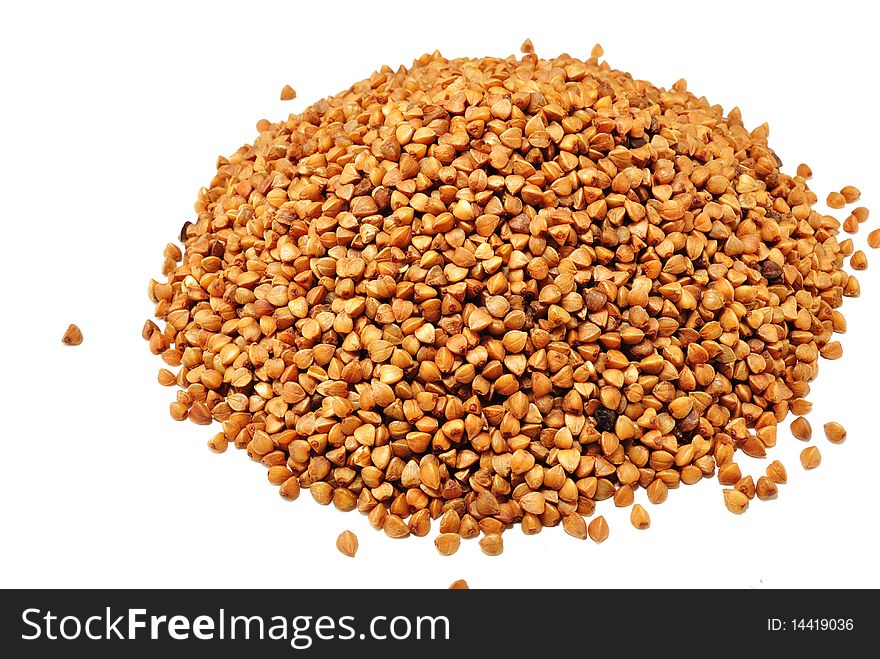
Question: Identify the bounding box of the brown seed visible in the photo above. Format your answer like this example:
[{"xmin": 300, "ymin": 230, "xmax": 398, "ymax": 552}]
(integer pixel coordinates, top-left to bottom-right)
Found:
[
  {"xmin": 383, "ymin": 515, "xmax": 411, "ymax": 539},
  {"xmin": 479, "ymin": 533, "xmax": 503, "ymax": 556},
  {"xmin": 562, "ymin": 513, "xmax": 587, "ymax": 539},
  {"xmin": 850, "ymin": 250, "xmax": 867, "ymax": 270},
  {"xmin": 630, "ymin": 504, "xmax": 650, "ymax": 530},
  {"xmin": 826, "ymin": 192, "xmax": 846, "ymax": 209},
  {"xmin": 207, "ymin": 433, "xmax": 227, "ymax": 453},
  {"xmin": 458, "ymin": 515, "xmax": 480, "ymax": 539},
  {"xmin": 766, "ymin": 460, "xmax": 788, "ymax": 484},
  {"xmin": 613, "ymin": 484, "xmax": 634, "ymax": 507},
  {"xmin": 279, "ymin": 476, "xmax": 301, "ymax": 501},
  {"xmin": 755, "ymin": 476, "xmax": 778, "ymax": 500},
  {"xmin": 62, "ymin": 324, "xmax": 83, "ymax": 346},
  {"xmin": 336, "ymin": 530, "xmax": 358, "ymax": 557},
  {"xmin": 868, "ymin": 229, "xmax": 880, "ymax": 249},
  {"xmin": 735, "ymin": 475, "xmax": 755, "ymax": 500},
  {"xmin": 435, "ymin": 533, "xmax": 461, "ymax": 556},
  {"xmin": 790, "ymin": 398, "xmax": 812, "ymax": 415},
  {"xmin": 647, "ymin": 479, "xmax": 668, "ymax": 504},
  {"xmin": 823, "ymin": 422, "xmax": 847, "ymax": 444},
  {"xmin": 840, "ymin": 185, "xmax": 861, "ymax": 203},
  {"xmin": 820, "ymin": 341, "xmax": 843, "ymax": 360},
  {"xmin": 158, "ymin": 369, "xmax": 176, "ymax": 386},
  {"xmin": 800, "ymin": 446, "xmax": 821, "ymax": 470},
  {"xmin": 853, "ymin": 206, "xmax": 869, "ymax": 222},
  {"xmin": 796, "ymin": 163, "xmax": 812, "ymax": 179},
  {"xmin": 188, "ymin": 401, "xmax": 213, "ymax": 425},
  {"xmin": 723, "ymin": 489, "xmax": 749, "ymax": 514},
  {"xmin": 588, "ymin": 516, "xmax": 609, "ymax": 543},
  {"xmin": 280, "ymin": 85, "xmax": 296, "ymax": 101},
  {"xmin": 169, "ymin": 401, "xmax": 188, "ymax": 421},
  {"xmin": 790, "ymin": 416, "xmax": 812, "ymax": 441},
  {"xmin": 267, "ymin": 466, "xmax": 292, "ymax": 485},
  {"xmin": 449, "ymin": 579, "xmax": 469, "ymax": 590},
  {"xmin": 718, "ymin": 462, "xmax": 742, "ymax": 486}
]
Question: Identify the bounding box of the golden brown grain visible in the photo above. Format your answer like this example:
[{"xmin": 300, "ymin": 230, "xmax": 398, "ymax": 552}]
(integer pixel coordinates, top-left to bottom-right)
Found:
[
  {"xmin": 755, "ymin": 476, "xmax": 778, "ymax": 500},
  {"xmin": 435, "ymin": 533, "xmax": 461, "ymax": 556},
  {"xmin": 479, "ymin": 533, "xmax": 503, "ymax": 556},
  {"xmin": 279, "ymin": 476, "xmax": 301, "ymax": 500},
  {"xmin": 823, "ymin": 422, "xmax": 847, "ymax": 444},
  {"xmin": 280, "ymin": 85, "xmax": 296, "ymax": 101},
  {"xmin": 562, "ymin": 513, "xmax": 587, "ymax": 539},
  {"xmin": 853, "ymin": 207, "xmax": 869, "ymax": 222},
  {"xmin": 336, "ymin": 530, "xmax": 358, "ymax": 557},
  {"xmin": 820, "ymin": 342, "xmax": 843, "ymax": 360},
  {"xmin": 766, "ymin": 460, "xmax": 788, "ymax": 484},
  {"xmin": 723, "ymin": 489, "xmax": 749, "ymax": 514},
  {"xmin": 841, "ymin": 185, "xmax": 861, "ymax": 203},
  {"xmin": 62, "ymin": 324, "xmax": 83, "ymax": 346},
  {"xmin": 800, "ymin": 446, "xmax": 821, "ymax": 470},
  {"xmin": 827, "ymin": 192, "xmax": 846, "ymax": 209},
  {"xmin": 851, "ymin": 250, "xmax": 867, "ymax": 270},
  {"xmin": 630, "ymin": 504, "xmax": 650, "ymax": 530},
  {"xmin": 790, "ymin": 416, "xmax": 812, "ymax": 441},
  {"xmin": 868, "ymin": 229, "xmax": 880, "ymax": 249},
  {"xmin": 588, "ymin": 516, "xmax": 609, "ymax": 543},
  {"xmin": 449, "ymin": 579, "xmax": 469, "ymax": 590},
  {"xmin": 647, "ymin": 480, "xmax": 668, "ymax": 505},
  {"xmin": 790, "ymin": 399, "xmax": 813, "ymax": 415},
  {"xmin": 158, "ymin": 369, "xmax": 176, "ymax": 386},
  {"xmin": 735, "ymin": 476, "xmax": 756, "ymax": 500},
  {"xmin": 718, "ymin": 462, "xmax": 742, "ymax": 486}
]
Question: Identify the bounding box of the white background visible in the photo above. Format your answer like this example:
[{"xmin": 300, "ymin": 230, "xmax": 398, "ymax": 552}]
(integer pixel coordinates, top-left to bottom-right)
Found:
[{"xmin": 1, "ymin": 0, "xmax": 878, "ymax": 589}]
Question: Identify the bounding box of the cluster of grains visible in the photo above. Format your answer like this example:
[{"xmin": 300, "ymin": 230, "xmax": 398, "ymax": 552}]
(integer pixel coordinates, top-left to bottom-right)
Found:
[{"xmin": 145, "ymin": 44, "xmax": 869, "ymax": 554}]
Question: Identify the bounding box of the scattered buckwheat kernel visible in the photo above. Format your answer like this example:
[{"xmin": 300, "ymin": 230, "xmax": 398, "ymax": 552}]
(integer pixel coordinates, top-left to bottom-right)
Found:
[
  {"xmin": 840, "ymin": 185, "xmax": 861, "ymax": 203},
  {"xmin": 790, "ymin": 416, "xmax": 812, "ymax": 441},
  {"xmin": 723, "ymin": 489, "xmax": 749, "ymax": 514},
  {"xmin": 588, "ymin": 516, "xmax": 609, "ymax": 543},
  {"xmin": 823, "ymin": 422, "xmax": 847, "ymax": 444},
  {"xmin": 630, "ymin": 504, "xmax": 650, "ymax": 529},
  {"xmin": 826, "ymin": 192, "xmax": 846, "ymax": 209},
  {"xmin": 435, "ymin": 533, "xmax": 461, "ymax": 556},
  {"xmin": 336, "ymin": 530, "xmax": 358, "ymax": 557},
  {"xmin": 562, "ymin": 513, "xmax": 588, "ymax": 539},
  {"xmin": 766, "ymin": 461, "xmax": 788, "ymax": 484},
  {"xmin": 479, "ymin": 533, "xmax": 503, "ymax": 556},
  {"xmin": 280, "ymin": 85, "xmax": 296, "ymax": 101},
  {"xmin": 62, "ymin": 324, "xmax": 83, "ymax": 346},
  {"xmin": 850, "ymin": 250, "xmax": 867, "ymax": 270},
  {"xmin": 790, "ymin": 398, "xmax": 813, "ymax": 415},
  {"xmin": 735, "ymin": 476, "xmax": 756, "ymax": 500},
  {"xmin": 800, "ymin": 447, "xmax": 822, "ymax": 470},
  {"xmin": 755, "ymin": 477, "xmax": 778, "ymax": 500},
  {"xmin": 820, "ymin": 342, "xmax": 843, "ymax": 360},
  {"xmin": 449, "ymin": 580, "xmax": 469, "ymax": 590}
]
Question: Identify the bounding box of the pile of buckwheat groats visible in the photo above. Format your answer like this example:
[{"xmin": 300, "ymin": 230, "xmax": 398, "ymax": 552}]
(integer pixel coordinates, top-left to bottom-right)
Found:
[{"xmin": 144, "ymin": 42, "xmax": 871, "ymax": 556}]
